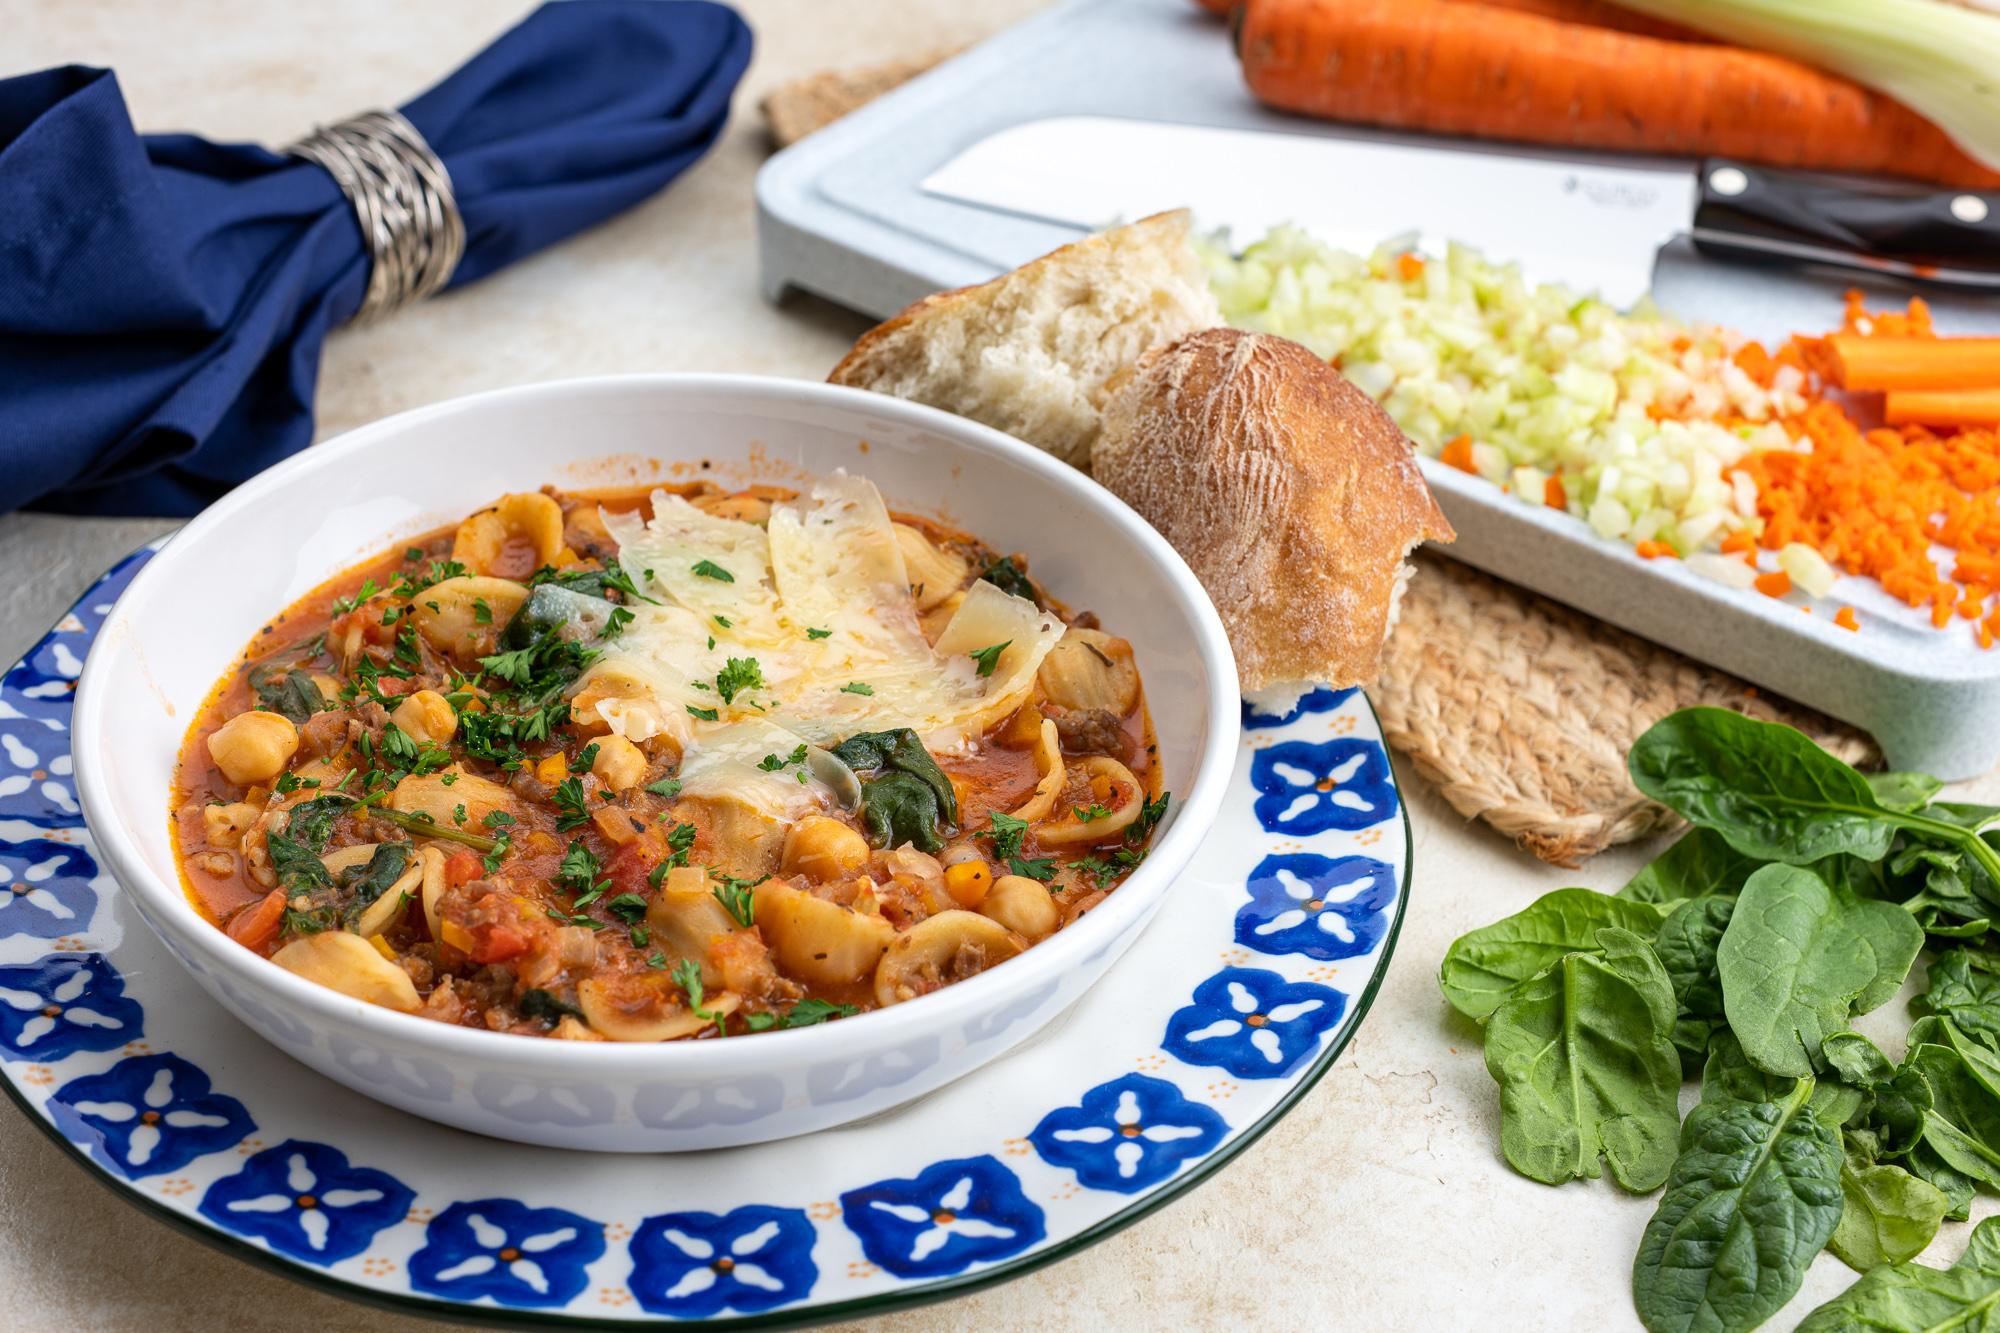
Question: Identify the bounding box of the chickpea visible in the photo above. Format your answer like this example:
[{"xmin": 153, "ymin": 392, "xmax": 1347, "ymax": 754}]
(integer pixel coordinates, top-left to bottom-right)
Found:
[
  {"xmin": 781, "ymin": 816, "xmax": 870, "ymax": 881},
  {"xmin": 390, "ymin": 689, "xmax": 458, "ymax": 746},
  {"xmin": 206, "ymin": 710, "xmax": 300, "ymax": 787},
  {"xmin": 201, "ymin": 801, "xmax": 261, "ymax": 850},
  {"xmin": 590, "ymin": 734, "xmax": 648, "ymax": 792},
  {"xmin": 980, "ymin": 874, "xmax": 1061, "ymax": 942}
]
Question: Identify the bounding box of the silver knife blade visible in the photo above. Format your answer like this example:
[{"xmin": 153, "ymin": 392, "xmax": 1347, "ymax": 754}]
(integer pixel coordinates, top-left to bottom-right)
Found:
[{"xmin": 919, "ymin": 116, "xmax": 1698, "ymax": 307}]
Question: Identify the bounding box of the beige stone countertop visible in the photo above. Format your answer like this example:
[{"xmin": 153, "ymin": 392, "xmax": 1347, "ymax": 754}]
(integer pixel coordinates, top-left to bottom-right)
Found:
[{"xmin": 6, "ymin": 2, "xmax": 1996, "ymax": 1329}]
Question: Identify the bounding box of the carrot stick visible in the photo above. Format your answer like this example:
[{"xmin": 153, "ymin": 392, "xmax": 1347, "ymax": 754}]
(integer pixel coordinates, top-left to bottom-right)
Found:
[
  {"xmin": 1885, "ymin": 389, "xmax": 2000, "ymax": 429},
  {"xmin": 1826, "ymin": 336, "xmax": 2000, "ymax": 393},
  {"xmin": 1235, "ymin": 0, "xmax": 2000, "ymax": 190}
]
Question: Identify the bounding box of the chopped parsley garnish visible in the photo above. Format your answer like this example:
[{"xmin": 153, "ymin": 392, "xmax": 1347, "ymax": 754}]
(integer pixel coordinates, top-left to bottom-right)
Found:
[
  {"xmin": 273, "ymin": 772, "xmax": 318, "ymax": 795},
  {"xmin": 1074, "ymin": 803, "xmax": 1111, "ymax": 823},
  {"xmin": 715, "ymin": 657, "xmax": 764, "ymax": 705},
  {"xmin": 606, "ymin": 893, "xmax": 649, "ymax": 925},
  {"xmin": 556, "ymin": 841, "xmax": 610, "ymax": 908},
  {"xmin": 604, "ymin": 605, "xmax": 635, "ymax": 639},
  {"xmin": 686, "ymin": 704, "xmax": 719, "ymax": 722},
  {"xmin": 1131, "ymin": 792, "xmax": 1171, "ymax": 841},
  {"xmin": 330, "ymin": 579, "xmax": 380, "ymax": 617},
  {"xmin": 691, "ymin": 559, "xmax": 734, "ymax": 583},
  {"xmin": 805, "ymin": 627, "xmax": 832, "ymax": 640},
  {"xmin": 840, "ymin": 681, "xmax": 874, "ymax": 696},
  {"xmin": 671, "ymin": 958, "xmax": 728, "ymax": 1034},
  {"xmin": 569, "ymin": 742, "xmax": 600, "ymax": 774},
  {"xmin": 711, "ymin": 872, "xmax": 763, "ymax": 929},
  {"xmin": 629, "ymin": 924, "xmax": 651, "ymax": 948},
  {"xmin": 1009, "ymin": 855, "xmax": 1059, "ymax": 883},
  {"xmin": 745, "ymin": 998, "xmax": 860, "ymax": 1031},
  {"xmin": 645, "ymin": 776, "xmax": 683, "ymax": 799},
  {"xmin": 714, "ymin": 614, "xmax": 732, "ymax": 629},
  {"xmin": 663, "ymin": 821, "xmax": 697, "ymax": 867},
  {"xmin": 985, "ymin": 811, "xmax": 1030, "ymax": 861},
  {"xmin": 758, "ymin": 744, "xmax": 809, "ymax": 773},
  {"xmin": 552, "ymin": 776, "xmax": 592, "ymax": 832},
  {"xmin": 472, "ymin": 598, "xmax": 493, "ymax": 625},
  {"xmin": 404, "ymin": 546, "xmax": 424, "ymax": 561},
  {"xmin": 968, "ymin": 641, "xmax": 1011, "ymax": 678}
]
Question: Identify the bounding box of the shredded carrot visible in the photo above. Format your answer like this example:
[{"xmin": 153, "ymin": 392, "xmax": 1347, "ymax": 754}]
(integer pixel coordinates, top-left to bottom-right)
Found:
[
  {"xmin": 1834, "ymin": 606, "xmax": 1859, "ymax": 631},
  {"xmin": 1754, "ymin": 570, "xmax": 1793, "ymax": 598},
  {"xmin": 1396, "ymin": 252, "xmax": 1426, "ymax": 281},
  {"xmin": 1544, "ymin": 474, "xmax": 1567, "ymax": 510},
  {"xmin": 1440, "ymin": 434, "xmax": 1476, "ymax": 473},
  {"xmin": 1635, "ymin": 540, "xmax": 1677, "ymax": 560}
]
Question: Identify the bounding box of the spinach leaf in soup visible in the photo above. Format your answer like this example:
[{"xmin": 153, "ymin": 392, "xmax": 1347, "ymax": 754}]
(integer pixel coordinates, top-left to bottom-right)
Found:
[
  {"xmin": 1916, "ymin": 950, "xmax": 2000, "ymax": 1053},
  {"xmin": 1619, "ymin": 826, "xmax": 1763, "ymax": 905},
  {"xmin": 1438, "ymin": 888, "xmax": 1668, "ymax": 1022},
  {"xmin": 1628, "ymin": 708, "xmax": 1900, "ymax": 866},
  {"xmin": 1482, "ymin": 926, "xmax": 1682, "ymax": 1192},
  {"xmin": 856, "ymin": 770, "xmax": 951, "ymax": 855},
  {"xmin": 1798, "ymin": 1214, "xmax": 2000, "ymax": 1332},
  {"xmin": 248, "ymin": 663, "xmax": 326, "ymax": 725},
  {"xmin": 1716, "ymin": 864, "xmax": 1923, "ymax": 1079},
  {"xmin": 978, "ymin": 557, "xmax": 1041, "ymax": 607},
  {"xmin": 337, "ymin": 842, "xmax": 411, "ymax": 924},
  {"xmin": 832, "ymin": 728, "xmax": 959, "ymax": 853},
  {"xmin": 1631, "ymin": 1062, "xmax": 1843, "ymax": 1333}
]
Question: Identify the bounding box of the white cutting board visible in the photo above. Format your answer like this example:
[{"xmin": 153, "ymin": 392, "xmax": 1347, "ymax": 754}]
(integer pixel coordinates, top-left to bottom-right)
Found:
[{"xmin": 755, "ymin": 0, "xmax": 2000, "ymax": 776}]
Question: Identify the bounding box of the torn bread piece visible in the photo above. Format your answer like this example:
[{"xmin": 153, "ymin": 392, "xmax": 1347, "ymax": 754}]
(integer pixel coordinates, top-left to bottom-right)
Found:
[
  {"xmin": 1094, "ymin": 327, "xmax": 1455, "ymax": 691},
  {"xmin": 827, "ymin": 211, "xmax": 1220, "ymax": 468}
]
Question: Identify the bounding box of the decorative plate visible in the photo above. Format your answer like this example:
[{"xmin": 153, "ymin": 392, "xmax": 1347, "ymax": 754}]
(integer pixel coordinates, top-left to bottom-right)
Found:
[{"xmin": 0, "ymin": 547, "xmax": 1410, "ymax": 1327}]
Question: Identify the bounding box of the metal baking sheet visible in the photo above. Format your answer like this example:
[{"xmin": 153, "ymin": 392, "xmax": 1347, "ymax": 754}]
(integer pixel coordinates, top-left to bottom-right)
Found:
[{"xmin": 755, "ymin": 0, "xmax": 2000, "ymax": 776}]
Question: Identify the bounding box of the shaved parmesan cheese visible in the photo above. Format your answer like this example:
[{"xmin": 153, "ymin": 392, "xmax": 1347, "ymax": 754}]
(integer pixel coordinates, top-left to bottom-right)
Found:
[
  {"xmin": 678, "ymin": 720, "xmax": 831, "ymax": 823},
  {"xmin": 578, "ymin": 470, "xmax": 1068, "ymax": 785}
]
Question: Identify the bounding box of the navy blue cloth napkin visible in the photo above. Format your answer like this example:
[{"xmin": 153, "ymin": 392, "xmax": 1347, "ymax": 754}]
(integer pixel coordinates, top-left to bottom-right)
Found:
[{"xmin": 0, "ymin": 1, "xmax": 752, "ymax": 516}]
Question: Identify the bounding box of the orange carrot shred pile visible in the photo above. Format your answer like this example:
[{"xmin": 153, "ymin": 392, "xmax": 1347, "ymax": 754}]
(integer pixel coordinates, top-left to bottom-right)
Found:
[{"xmin": 1734, "ymin": 292, "xmax": 2000, "ymax": 644}]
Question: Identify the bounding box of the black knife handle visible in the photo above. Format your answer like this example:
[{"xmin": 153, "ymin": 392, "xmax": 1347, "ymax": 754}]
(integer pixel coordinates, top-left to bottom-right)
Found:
[{"xmin": 1690, "ymin": 159, "xmax": 2000, "ymax": 279}]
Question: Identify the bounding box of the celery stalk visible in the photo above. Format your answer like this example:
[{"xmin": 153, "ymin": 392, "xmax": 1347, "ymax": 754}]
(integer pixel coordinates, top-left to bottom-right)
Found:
[{"xmin": 1611, "ymin": 0, "xmax": 2000, "ymax": 171}]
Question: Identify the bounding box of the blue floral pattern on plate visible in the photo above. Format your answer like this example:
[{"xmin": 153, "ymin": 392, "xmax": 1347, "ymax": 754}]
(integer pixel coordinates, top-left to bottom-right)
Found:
[
  {"xmin": 409, "ymin": 1199, "xmax": 606, "ymax": 1308},
  {"xmin": 840, "ymin": 1156, "xmax": 1046, "ymax": 1279},
  {"xmin": 46, "ymin": 1053, "xmax": 254, "ymax": 1178},
  {"xmin": 1242, "ymin": 686, "xmax": 1356, "ymax": 729},
  {"xmin": 0, "ymin": 542, "xmax": 1409, "ymax": 1325},
  {"xmin": 1163, "ymin": 968, "xmax": 1347, "ymax": 1079},
  {"xmin": 1029, "ymin": 1074, "xmax": 1227, "ymax": 1193},
  {"xmin": 1250, "ymin": 738, "xmax": 1398, "ymax": 835},
  {"xmin": 0, "ymin": 953, "xmax": 142, "ymax": 1060},
  {"xmin": 628, "ymin": 1205, "xmax": 818, "ymax": 1316},
  {"xmin": 1235, "ymin": 853, "xmax": 1397, "ymax": 961},
  {"xmin": 199, "ymin": 1140, "xmax": 414, "ymax": 1265},
  {"xmin": 0, "ymin": 839, "xmax": 100, "ymax": 939}
]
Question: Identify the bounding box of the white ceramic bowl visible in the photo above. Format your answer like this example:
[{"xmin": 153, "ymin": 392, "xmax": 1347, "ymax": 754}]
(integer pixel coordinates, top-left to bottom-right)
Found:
[{"xmin": 73, "ymin": 376, "xmax": 1238, "ymax": 1152}]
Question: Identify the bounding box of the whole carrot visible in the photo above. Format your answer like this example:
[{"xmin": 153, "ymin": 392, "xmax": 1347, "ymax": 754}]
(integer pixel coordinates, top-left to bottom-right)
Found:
[{"xmin": 1236, "ymin": 0, "xmax": 2000, "ymax": 190}]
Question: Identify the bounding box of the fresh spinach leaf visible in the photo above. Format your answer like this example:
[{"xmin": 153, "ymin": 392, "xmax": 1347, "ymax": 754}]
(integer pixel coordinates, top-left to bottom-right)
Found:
[
  {"xmin": 1620, "ymin": 826, "xmax": 1764, "ymax": 905},
  {"xmin": 1631, "ymin": 1068, "xmax": 1844, "ymax": 1333},
  {"xmin": 519, "ymin": 988, "xmax": 585, "ymax": 1028},
  {"xmin": 1438, "ymin": 888, "xmax": 1669, "ymax": 1021},
  {"xmin": 1822, "ymin": 1030, "xmax": 1899, "ymax": 1089},
  {"xmin": 1869, "ymin": 770, "xmax": 1947, "ymax": 813},
  {"xmin": 1907, "ymin": 1026, "xmax": 2000, "ymax": 1191},
  {"xmin": 1798, "ymin": 1214, "xmax": 2000, "ymax": 1331},
  {"xmin": 1702, "ymin": 1030, "xmax": 1864, "ymax": 1129},
  {"xmin": 1907, "ymin": 1142, "xmax": 1979, "ymax": 1223},
  {"xmin": 1655, "ymin": 896, "xmax": 1736, "ymax": 1076},
  {"xmin": 1829, "ymin": 1146, "xmax": 1949, "ymax": 1273},
  {"xmin": 1629, "ymin": 708, "xmax": 1900, "ymax": 866},
  {"xmin": 1717, "ymin": 864, "xmax": 1923, "ymax": 1078},
  {"xmin": 1481, "ymin": 926, "xmax": 1681, "ymax": 1191},
  {"xmin": 1915, "ymin": 950, "xmax": 2000, "ymax": 1053}
]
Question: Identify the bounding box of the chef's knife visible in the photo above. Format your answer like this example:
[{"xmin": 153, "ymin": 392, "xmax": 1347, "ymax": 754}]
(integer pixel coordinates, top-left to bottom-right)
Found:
[{"xmin": 919, "ymin": 116, "xmax": 2000, "ymax": 307}]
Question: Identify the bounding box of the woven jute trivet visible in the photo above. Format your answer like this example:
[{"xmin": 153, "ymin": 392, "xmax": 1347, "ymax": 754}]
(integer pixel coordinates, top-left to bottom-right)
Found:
[
  {"xmin": 769, "ymin": 57, "xmax": 1880, "ymax": 868},
  {"xmin": 1374, "ymin": 554, "xmax": 1876, "ymax": 865}
]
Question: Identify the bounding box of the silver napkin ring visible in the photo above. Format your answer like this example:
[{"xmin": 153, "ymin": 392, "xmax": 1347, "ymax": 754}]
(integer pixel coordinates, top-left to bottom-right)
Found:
[{"xmin": 288, "ymin": 110, "xmax": 464, "ymax": 324}]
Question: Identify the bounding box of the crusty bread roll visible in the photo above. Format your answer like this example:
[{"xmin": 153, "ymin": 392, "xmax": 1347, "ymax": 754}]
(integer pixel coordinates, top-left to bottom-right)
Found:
[
  {"xmin": 1095, "ymin": 328, "xmax": 1454, "ymax": 691},
  {"xmin": 828, "ymin": 211, "xmax": 1220, "ymax": 468}
]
